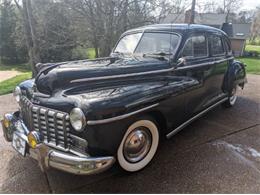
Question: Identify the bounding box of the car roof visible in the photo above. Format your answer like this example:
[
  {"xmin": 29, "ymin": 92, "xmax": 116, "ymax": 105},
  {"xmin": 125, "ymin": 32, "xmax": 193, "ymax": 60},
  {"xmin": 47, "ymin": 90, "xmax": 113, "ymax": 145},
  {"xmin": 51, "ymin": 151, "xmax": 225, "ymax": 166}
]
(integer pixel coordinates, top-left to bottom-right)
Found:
[{"xmin": 124, "ymin": 23, "xmax": 228, "ymax": 37}]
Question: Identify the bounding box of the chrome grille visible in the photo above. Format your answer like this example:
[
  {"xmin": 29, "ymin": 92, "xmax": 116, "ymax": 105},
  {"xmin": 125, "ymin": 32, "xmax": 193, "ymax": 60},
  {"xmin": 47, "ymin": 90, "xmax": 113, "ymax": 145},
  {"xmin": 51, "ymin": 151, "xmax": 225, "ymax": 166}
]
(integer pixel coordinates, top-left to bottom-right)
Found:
[{"xmin": 20, "ymin": 96, "xmax": 70, "ymax": 150}]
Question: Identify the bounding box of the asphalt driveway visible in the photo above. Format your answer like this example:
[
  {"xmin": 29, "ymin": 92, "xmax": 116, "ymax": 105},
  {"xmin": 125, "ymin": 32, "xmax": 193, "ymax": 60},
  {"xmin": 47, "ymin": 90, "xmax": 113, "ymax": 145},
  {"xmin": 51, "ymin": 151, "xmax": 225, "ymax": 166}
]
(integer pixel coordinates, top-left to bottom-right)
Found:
[{"xmin": 0, "ymin": 74, "xmax": 259, "ymax": 193}]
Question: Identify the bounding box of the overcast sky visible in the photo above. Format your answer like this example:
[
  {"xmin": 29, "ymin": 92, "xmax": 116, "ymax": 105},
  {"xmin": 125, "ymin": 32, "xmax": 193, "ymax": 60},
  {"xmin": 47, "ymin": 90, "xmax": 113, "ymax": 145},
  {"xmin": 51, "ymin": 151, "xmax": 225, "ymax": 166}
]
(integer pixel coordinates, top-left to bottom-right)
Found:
[
  {"xmin": 197, "ymin": 0, "xmax": 260, "ymax": 11},
  {"xmin": 241, "ymin": 0, "xmax": 260, "ymax": 10}
]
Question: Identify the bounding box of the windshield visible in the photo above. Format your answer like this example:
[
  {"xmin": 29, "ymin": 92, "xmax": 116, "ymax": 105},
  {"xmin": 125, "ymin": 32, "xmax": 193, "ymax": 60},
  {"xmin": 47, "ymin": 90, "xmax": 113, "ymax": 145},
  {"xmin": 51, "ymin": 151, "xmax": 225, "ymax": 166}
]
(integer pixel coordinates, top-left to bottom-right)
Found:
[
  {"xmin": 114, "ymin": 32, "xmax": 180, "ymax": 55},
  {"xmin": 114, "ymin": 33, "xmax": 142, "ymax": 53}
]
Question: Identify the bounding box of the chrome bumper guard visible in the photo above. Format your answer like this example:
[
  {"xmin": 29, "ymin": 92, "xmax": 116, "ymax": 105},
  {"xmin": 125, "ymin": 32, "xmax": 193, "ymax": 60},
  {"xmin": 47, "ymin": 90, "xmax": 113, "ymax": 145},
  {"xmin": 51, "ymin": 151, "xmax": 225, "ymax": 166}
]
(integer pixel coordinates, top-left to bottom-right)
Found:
[{"xmin": 1, "ymin": 113, "xmax": 115, "ymax": 175}]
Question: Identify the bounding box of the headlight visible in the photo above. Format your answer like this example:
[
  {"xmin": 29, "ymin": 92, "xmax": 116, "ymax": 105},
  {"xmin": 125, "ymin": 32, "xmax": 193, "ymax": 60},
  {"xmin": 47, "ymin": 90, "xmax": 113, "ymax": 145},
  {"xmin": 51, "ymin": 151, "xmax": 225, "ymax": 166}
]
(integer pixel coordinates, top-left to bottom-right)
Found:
[
  {"xmin": 69, "ymin": 108, "xmax": 86, "ymax": 132},
  {"xmin": 13, "ymin": 86, "xmax": 21, "ymax": 102}
]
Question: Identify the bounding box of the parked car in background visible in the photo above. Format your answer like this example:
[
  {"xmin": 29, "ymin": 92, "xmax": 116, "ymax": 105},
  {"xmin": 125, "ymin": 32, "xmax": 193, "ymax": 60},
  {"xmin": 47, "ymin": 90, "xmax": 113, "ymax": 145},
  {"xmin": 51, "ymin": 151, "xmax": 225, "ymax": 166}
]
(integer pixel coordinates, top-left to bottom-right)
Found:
[{"xmin": 1, "ymin": 24, "xmax": 246, "ymax": 175}]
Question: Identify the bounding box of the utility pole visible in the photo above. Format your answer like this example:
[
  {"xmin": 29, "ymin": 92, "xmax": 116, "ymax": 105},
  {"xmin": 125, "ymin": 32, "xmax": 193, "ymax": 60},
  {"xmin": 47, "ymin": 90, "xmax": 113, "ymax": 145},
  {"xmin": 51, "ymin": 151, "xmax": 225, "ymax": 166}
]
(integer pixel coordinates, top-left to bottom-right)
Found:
[{"xmin": 190, "ymin": 0, "xmax": 196, "ymax": 24}]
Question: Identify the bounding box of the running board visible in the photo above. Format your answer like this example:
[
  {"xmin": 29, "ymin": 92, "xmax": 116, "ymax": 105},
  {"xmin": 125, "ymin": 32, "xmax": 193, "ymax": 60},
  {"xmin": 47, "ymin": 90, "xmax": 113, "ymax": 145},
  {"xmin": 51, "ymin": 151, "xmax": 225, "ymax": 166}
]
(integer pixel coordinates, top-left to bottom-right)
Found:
[{"xmin": 166, "ymin": 97, "xmax": 228, "ymax": 139}]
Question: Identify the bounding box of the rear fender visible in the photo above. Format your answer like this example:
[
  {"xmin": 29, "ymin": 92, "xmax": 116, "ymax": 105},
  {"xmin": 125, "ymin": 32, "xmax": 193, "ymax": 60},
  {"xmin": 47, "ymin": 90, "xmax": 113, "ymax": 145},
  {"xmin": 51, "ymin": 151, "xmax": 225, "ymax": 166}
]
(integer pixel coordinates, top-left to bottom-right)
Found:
[{"xmin": 223, "ymin": 60, "xmax": 246, "ymax": 95}]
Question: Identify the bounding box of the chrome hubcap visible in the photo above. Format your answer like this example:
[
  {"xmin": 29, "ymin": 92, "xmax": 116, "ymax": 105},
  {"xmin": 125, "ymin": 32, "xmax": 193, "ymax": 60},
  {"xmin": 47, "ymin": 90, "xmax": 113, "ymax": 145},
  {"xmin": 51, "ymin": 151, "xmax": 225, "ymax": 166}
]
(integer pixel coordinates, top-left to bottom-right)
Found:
[{"xmin": 123, "ymin": 127, "xmax": 152, "ymax": 163}]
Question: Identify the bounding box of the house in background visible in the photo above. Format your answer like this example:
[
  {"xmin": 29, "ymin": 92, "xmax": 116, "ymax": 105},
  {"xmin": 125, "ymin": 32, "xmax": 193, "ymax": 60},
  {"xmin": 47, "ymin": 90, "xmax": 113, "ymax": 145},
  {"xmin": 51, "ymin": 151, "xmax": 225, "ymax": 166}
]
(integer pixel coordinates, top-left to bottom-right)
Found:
[
  {"xmin": 222, "ymin": 23, "xmax": 251, "ymax": 56},
  {"xmin": 162, "ymin": 12, "xmax": 227, "ymax": 29},
  {"xmin": 161, "ymin": 12, "xmax": 251, "ymax": 56}
]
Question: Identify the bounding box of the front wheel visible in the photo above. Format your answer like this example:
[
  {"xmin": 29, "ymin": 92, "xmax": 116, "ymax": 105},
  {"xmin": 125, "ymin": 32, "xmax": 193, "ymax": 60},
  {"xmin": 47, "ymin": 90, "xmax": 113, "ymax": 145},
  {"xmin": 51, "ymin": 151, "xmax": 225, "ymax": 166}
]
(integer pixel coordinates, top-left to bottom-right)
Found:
[
  {"xmin": 222, "ymin": 86, "xmax": 238, "ymax": 108},
  {"xmin": 117, "ymin": 117, "xmax": 159, "ymax": 172}
]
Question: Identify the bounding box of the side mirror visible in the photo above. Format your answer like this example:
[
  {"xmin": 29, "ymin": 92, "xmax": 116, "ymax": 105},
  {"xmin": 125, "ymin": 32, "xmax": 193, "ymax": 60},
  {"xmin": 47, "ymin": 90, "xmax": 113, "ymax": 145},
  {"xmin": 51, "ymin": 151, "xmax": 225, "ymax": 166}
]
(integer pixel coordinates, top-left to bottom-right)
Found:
[{"xmin": 176, "ymin": 58, "xmax": 186, "ymax": 67}]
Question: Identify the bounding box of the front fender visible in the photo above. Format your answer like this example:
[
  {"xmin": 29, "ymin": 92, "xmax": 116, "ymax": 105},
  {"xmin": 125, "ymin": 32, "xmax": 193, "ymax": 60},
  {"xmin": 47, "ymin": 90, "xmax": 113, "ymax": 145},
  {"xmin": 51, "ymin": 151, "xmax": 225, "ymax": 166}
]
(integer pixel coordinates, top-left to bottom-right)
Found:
[{"xmin": 69, "ymin": 76, "xmax": 199, "ymax": 156}]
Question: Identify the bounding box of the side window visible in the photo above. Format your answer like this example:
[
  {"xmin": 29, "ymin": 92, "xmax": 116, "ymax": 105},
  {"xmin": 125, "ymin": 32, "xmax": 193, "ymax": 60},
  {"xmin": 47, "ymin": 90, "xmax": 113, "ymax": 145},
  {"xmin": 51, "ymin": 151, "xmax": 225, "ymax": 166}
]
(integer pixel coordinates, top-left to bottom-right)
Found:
[
  {"xmin": 182, "ymin": 35, "xmax": 208, "ymax": 58},
  {"xmin": 223, "ymin": 38, "xmax": 232, "ymax": 54},
  {"xmin": 211, "ymin": 36, "xmax": 225, "ymax": 56}
]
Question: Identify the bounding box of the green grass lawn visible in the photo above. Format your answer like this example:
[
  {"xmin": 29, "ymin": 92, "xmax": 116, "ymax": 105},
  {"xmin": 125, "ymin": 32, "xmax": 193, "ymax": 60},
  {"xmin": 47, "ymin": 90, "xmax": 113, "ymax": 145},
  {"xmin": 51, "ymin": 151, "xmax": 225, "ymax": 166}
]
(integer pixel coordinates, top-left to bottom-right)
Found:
[
  {"xmin": 72, "ymin": 47, "xmax": 96, "ymax": 60},
  {"xmin": 0, "ymin": 49, "xmax": 97, "ymax": 96},
  {"xmin": 0, "ymin": 72, "xmax": 32, "ymax": 95},
  {"xmin": 87, "ymin": 48, "xmax": 96, "ymax": 59},
  {"xmin": 245, "ymin": 45, "xmax": 260, "ymax": 53},
  {"xmin": 0, "ymin": 63, "xmax": 32, "ymax": 95},
  {"xmin": 237, "ymin": 57, "xmax": 260, "ymax": 75},
  {"xmin": 0, "ymin": 63, "xmax": 31, "ymax": 73}
]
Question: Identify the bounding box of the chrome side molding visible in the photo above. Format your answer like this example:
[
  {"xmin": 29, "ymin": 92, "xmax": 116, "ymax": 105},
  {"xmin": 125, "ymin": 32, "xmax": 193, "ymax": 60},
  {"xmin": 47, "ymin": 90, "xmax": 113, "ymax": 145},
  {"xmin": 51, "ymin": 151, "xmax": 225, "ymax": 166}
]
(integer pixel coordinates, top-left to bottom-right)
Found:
[
  {"xmin": 166, "ymin": 97, "xmax": 228, "ymax": 139},
  {"xmin": 87, "ymin": 103, "xmax": 159, "ymax": 125}
]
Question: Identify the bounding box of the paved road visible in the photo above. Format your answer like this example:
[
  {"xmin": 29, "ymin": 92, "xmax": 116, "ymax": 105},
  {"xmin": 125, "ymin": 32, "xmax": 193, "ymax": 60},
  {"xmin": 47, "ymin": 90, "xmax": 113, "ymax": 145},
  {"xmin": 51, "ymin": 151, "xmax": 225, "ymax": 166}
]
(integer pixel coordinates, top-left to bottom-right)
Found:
[{"xmin": 0, "ymin": 74, "xmax": 259, "ymax": 193}]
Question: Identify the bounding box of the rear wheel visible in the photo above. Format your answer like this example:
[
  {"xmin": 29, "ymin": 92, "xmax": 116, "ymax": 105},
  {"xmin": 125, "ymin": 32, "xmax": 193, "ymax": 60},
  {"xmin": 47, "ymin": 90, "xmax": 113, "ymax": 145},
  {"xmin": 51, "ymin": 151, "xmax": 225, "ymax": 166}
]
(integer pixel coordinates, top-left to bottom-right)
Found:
[
  {"xmin": 117, "ymin": 117, "xmax": 159, "ymax": 172},
  {"xmin": 223, "ymin": 86, "xmax": 238, "ymax": 108}
]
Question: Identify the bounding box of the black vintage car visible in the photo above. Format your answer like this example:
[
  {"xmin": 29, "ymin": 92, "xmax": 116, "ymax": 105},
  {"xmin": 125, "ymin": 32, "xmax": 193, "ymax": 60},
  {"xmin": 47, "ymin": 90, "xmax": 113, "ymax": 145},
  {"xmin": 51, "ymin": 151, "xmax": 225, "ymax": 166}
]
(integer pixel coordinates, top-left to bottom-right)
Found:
[{"xmin": 1, "ymin": 24, "xmax": 246, "ymax": 175}]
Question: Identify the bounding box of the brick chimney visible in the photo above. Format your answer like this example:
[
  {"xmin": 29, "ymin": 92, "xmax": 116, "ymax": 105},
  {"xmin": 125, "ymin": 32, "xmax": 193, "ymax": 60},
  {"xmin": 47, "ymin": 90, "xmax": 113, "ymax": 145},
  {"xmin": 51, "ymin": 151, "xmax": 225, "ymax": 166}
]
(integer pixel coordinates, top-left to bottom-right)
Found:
[{"xmin": 185, "ymin": 10, "xmax": 192, "ymax": 23}]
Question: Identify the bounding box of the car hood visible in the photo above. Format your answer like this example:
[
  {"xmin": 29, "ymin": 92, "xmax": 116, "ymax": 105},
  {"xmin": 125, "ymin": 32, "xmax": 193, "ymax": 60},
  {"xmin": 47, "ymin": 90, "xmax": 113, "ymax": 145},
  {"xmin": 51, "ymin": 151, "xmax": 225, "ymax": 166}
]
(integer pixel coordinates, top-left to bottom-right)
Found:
[{"xmin": 35, "ymin": 57, "xmax": 171, "ymax": 95}]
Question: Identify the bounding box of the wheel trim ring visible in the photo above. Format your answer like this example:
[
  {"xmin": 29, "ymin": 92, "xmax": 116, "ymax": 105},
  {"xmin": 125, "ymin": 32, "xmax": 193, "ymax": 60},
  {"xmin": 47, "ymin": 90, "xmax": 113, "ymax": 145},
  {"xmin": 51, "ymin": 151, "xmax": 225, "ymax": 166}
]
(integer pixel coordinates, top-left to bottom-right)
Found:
[
  {"xmin": 117, "ymin": 120, "xmax": 159, "ymax": 172},
  {"xmin": 229, "ymin": 87, "xmax": 237, "ymax": 105}
]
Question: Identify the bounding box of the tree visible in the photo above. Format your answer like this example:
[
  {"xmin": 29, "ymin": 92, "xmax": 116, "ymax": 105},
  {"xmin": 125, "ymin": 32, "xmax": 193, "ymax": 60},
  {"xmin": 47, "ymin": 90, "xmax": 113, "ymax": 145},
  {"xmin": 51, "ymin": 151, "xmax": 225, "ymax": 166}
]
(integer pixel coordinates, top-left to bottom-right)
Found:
[
  {"xmin": 13, "ymin": 0, "xmax": 77, "ymax": 71},
  {"xmin": 65, "ymin": 0, "xmax": 173, "ymax": 57},
  {"xmin": 14, "ymin": 0, "xmax": 40, "ymax": 76},
  {"xmin": 190, "ymin": 0, "xmax": 196, "ymax": 23},
  {"xmin": 0, "ymin": 0, "xmax": 19, "ymax": 64},
  {"xmin": 223, "ymin": 0, "xmax": 243, "ymax": 22},
  {"xmin": 33, "ymin": 0, "xmax": 77, "ymax": 62},
  {"xmin": 250, "ymin": 7, "xmax": 260, "ymax": 43},
  {"xmin": 237, "ymin": 10, "xmax": 254, "ymax": 23}
]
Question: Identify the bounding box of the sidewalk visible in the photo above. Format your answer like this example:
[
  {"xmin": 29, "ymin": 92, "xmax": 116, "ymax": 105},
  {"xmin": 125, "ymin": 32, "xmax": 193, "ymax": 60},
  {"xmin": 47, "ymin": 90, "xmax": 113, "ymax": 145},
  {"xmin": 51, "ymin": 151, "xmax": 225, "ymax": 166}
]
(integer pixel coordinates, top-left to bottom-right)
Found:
[{"xmin": 0, "ymin": 71, "xmax": 22, "ymax": 82}]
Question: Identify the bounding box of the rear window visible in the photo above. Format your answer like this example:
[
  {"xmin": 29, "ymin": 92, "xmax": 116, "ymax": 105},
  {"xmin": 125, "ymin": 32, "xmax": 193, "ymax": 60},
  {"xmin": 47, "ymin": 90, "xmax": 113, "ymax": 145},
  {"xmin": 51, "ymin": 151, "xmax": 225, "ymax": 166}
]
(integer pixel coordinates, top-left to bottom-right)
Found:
[
  {"xmin": 211, "ymin": 36, "xmax": 225, "ymax": 55},
  {"xmin": 223, "ymin": 38, "xmax": 232, "ymax": 54}
]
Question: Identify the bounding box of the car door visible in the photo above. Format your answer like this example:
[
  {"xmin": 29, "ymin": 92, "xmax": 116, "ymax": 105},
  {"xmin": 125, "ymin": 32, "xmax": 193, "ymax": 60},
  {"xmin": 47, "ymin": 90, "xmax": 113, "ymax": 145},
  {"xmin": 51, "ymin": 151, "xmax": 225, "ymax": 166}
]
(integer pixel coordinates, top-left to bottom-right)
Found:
[
  {"xmin": 175, "ymin": 33, "xmax": 215, "ymax": 117},
  {"xmin": 206, "ymin": 34, "xmax": 229, "ymax": 102}
]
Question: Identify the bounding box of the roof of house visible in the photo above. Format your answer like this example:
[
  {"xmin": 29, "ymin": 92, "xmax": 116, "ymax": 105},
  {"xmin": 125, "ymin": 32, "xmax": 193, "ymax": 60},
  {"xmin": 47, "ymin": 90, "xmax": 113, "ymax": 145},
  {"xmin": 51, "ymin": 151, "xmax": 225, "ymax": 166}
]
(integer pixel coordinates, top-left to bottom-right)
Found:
[
  {"xmin": 195, "ymin": 13, "xmax": 227, "ymax": 26},
  {"xmin": 124, "ymin": 24, "xmax": 228, "ymax": 37},
  {"xmin": 161, "ymin": 13, "xmax": 227, "ymax": 28},
  {"xmin": 161, "ymin": 13, "xmax": 185, "ymax": 23}
]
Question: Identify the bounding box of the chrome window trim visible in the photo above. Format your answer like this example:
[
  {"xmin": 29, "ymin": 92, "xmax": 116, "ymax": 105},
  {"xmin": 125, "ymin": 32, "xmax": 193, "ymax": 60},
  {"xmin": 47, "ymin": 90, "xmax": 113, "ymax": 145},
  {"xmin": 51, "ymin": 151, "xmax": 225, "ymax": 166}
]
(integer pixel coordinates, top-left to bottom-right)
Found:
[
  {"xmin": 176, "ymin": 57, "xmax": 233, "ymax": 70},
  {"xmin": 87, "ymin": 103, "xmax": 159, "ymax": 125}
]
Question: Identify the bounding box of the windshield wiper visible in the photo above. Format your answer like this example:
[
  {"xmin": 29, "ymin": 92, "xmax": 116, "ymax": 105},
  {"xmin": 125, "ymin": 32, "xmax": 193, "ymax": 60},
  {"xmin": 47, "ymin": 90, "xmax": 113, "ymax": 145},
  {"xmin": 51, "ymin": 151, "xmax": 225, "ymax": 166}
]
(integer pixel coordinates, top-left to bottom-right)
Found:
[{"xmin": 143, "ymin": 52, "xmax": 171, "ymax": 60}]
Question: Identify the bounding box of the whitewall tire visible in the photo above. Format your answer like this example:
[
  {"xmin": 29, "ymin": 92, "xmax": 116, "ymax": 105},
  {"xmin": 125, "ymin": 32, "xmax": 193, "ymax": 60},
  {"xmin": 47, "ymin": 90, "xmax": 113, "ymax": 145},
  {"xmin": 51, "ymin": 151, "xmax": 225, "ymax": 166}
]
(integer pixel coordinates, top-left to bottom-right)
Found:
[
  {"xmin": 117, "ymin": 118, "xmax": 159, "ymax": 172},
  {"xmin": 223, "ymin": 86, "xmax": 238, "ymax": 108}
]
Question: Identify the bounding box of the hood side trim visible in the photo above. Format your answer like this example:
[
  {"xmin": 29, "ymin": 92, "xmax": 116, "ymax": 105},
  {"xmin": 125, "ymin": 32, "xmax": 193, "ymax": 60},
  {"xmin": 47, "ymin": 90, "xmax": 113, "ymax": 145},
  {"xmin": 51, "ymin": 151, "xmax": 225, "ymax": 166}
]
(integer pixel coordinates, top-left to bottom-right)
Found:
[{"xmin": 70, "ymin": 68, "xmax": 173, "ymax": 83}]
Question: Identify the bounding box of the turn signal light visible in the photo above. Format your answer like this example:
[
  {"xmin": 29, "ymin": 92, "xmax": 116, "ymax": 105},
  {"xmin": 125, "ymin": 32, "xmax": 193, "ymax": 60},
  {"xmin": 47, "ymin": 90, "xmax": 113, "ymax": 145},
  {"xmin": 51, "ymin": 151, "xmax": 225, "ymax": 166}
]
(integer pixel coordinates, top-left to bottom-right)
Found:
[
  {"xmin": 3, "ymin": 118, "xmax": 10, "ymax": 128},
  {"xmin": 28, "ymin": 131, "xmax": 41, "ymax": 149},
  {"xmin": 2, "ymin": 114, "xmax": 13, "ymax": 128}
]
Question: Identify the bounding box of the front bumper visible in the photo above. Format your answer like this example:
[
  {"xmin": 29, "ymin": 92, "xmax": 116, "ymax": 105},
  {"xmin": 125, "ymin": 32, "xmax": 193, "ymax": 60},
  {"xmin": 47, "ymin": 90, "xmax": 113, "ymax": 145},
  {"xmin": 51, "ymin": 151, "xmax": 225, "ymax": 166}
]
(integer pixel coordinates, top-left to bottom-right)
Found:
[{"xmin": 1, "ymin": 112, "xmax": 115, "ymax": 175}]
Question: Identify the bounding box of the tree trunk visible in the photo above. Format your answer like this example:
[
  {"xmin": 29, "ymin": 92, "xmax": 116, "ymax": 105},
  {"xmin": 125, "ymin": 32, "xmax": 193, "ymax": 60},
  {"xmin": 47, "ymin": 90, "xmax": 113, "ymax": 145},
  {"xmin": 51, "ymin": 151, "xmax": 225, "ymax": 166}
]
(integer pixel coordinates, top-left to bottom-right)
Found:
[
  {"xmin": 21, "ymin": 0, "xmax": 40, "ymax": 77},
  {"xmin": 190, "ymin": 0, "xmax": 196, "ymax": 24}
]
